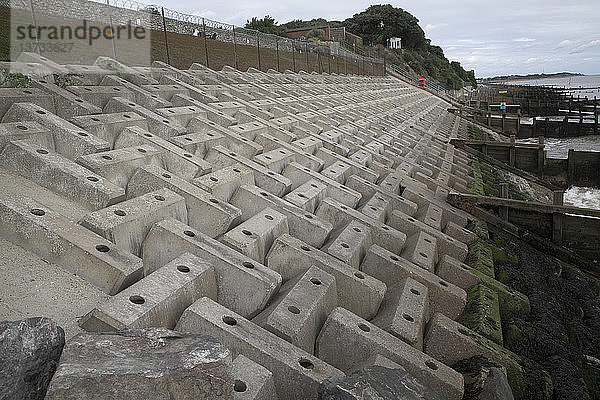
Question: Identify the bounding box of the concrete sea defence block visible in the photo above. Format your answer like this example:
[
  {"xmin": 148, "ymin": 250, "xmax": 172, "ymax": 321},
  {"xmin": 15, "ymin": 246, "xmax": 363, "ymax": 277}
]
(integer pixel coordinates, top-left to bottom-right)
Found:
[
  {"xmin": 221, "ymin": 207, "xmax": 288, "ymax": 264},
  {"xmin": 253, "ymin": 147, "xmax": 296, "ymax": 174},
  {"xmin": 127, "ymin": 165, "xmax": 241, "ymax": 238},
  {"xmin": 266, "ymin": 234, "xmax": 385, "ymax": 320},
  {"xmin": 0, "ymin": 196, "xmax": 143, "ymax": 295},
  {"xmin": 0, "ymin": 138, "xmax": 125, "ymax": 210},
  {"xmin": 63, "ymin": 84, "xmax": 133, "ymax": 110},
  {"xmin": 3, "ymin": 102, "xmax": 110, "ymax": 160},
  {"xmin": 230, "ymin": 185, "xmax": 332, "ymax": 249},
  {"xmin": 282, "ymin": 162, "xmax": 362, "ymax": 208},
  {"xmin": 460, "ymin": 284, "xmax": 504, "ymax": 345},
  {"xmin": 100, "ymin": 75, "xmax": 173, "ymax": 110},
  {"xmin": 323, "ymin": 220, "xmax": 371, "ymax": 269},
  {"xmin": 359, "ymin": 193, "xmax": 391, "ymax": 222},
  {"xmin": 400, "ymin": 231, "xmax": 438, "ymax": 272},
  {"xmin": 316, "ymin": 307, "xmax": 464, "ymax": 400},
  {"xmin": 320, "ymin": 160, "xmax": 352, "ymax": 183},
  {"xmin": 16, "ymin": 52, "xmax": 69, "ymax": 74},
  {"xmin": 76, "ymin": 144, "xmax": 163, "ymax": 189},
  {"xmin": 361, "ymin": 244, "xmax": 466, "ymax": 319},
  {"xmin": 169, "ymin": 130, "xmax": 227, "ymax": 158},
  {"xmin": 316, "ymin": 197, "xmax": 406, "ymax": 255},
  {"xmin": 31, "ymin": 80, "xmax": 102, "ymax": 119},
  {"xmin": 315, "ymin": 147, "xmax": 379, "ymax": 183},
  {"xmin": 71, "ymin": 112, "xmax": 148, "ymax": 148},
  {"xmin": 193, "ymin": 164, "xmax": 255, "ymax": 202},
  {"xmin": 142, "ymin": 218, "xmax": 281, "ymax": 318},
  {"xmin": 114, "ymin": 126, "xmax": 212, "ymax": 179},
  {"xmin": 0, "ymin": 121, "xmax": 51, "ymax": 152},
  {"xmin": 232, "ymin": 355, "xmax": 277, "ymax": 400},
  {"xmin": 79, "ymin": 188, "xmax": 187, "ymax": 257},
  {"xmin": 253, "ymin": 265, "xmax": 336, "ymax": 354},
  {"xmin": 156, "ymin": 105, "xmax": 207, "ymax": 127},
  {"xmin": 95, "ymin": 56, "xmax": 159, "ymax": 85},
  {"xmin": 187, "ymin": 116, "xmax": 263, "ymax": 159},
  {"xmin": 104, "ymin": 97, "xmax": 185, "ymax": 139},
  {"xmin": 176, "ymin": 297, "xmax": 344, "ymax": 399},
  {"xmin": 0, "ymin": 88, "xmax": 56, "ymax": 119},
  {"xmin": 371, "ymin": 277, "xmax": 429, "ymax": 350},
  {"xmin": 282, "ymin": 179, "xmax": 327, "ymax": 213},
  {"xmin": 436, "ymin": 254, "xmax": 480, "ymax": 290},
  {"xmin": 388, "ymin": 210, "xmax": 468, "ymax": 262},
  {"xmin": 80, "ymin": 253, "xmax": 217, "ymax": 331},
  {"xmin": 204, "ymin": 145, "xmax": 291, "ymax": 197}
]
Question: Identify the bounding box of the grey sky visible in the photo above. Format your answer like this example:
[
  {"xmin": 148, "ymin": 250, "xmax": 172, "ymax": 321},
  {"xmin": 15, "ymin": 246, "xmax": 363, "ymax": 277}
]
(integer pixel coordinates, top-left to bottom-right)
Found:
[{"xmin": 150, "ymin": 0, "xmax": 600, "ymax": 77}]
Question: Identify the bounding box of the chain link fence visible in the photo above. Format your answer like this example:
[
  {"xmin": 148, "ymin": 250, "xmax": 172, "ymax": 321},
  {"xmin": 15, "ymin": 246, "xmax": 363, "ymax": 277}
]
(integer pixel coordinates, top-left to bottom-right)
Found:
[{"xmin": 2, "ymin": 0, "xmax": 385, "ymax": 75}]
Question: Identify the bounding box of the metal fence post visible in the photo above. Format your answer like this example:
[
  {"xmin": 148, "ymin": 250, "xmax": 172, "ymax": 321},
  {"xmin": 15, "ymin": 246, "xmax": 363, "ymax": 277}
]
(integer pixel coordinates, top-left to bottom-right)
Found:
[
  {"xmin": 106, "ymin": 0, "xmax": 116, "ymax": 59},
  {"xmin": 328, "ymin": 52, "xmax": 331, "ymax": 74},
  {"xmin": 161, "ymin": 7, "xmax": 170, "ymax": 65},
  {"xmin": 28, "ymin": 0, "xmax": 41, "ymax": 55},
  {"xmin": 256, "ymin": 32, "xmax": 261, "ymax": 70},
  {"xmin": 317, "ymin": 49, "xmax": 321, "ymax": 74},
  {"xmin": 344, "ymin": 55, "xmax": 347, "ymax": 75},
  {"xmin": 275, "ymin": 37, "xmax": 280, "ymax": 72},
  {"xmin": 202, "ymin": 18, "xmax": 209, "ymax": 68},
  {"xmin": 292, "ymin": 41, "xmax": 296, "ymax": 72},
  {"xmin": 232, "ymin": 26, "xmax": 238, "ymax": 70},
  {"xmin": 305, "ymin": 42, "xmax": 309, "ymax": 72}
]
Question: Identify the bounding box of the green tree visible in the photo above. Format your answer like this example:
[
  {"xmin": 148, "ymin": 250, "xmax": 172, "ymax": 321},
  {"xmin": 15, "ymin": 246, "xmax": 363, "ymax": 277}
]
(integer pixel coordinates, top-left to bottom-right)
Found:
[
  {"xmin": 245, "ymin": 15, "xmax": 286, "ymax": 37},
  {"xmin": 343, "ymin": 4, "xmax": 426, "ymax": 50}
]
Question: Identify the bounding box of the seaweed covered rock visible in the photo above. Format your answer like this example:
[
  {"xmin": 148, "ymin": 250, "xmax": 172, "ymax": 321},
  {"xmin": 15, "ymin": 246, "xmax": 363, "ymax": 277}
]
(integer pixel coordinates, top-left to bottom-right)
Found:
[
  {"xmin": 454, "ymin": 356, "xmax": 514, "ymax": 400},
  {"xmin": 45, "ymin": 328, "xmax": 233, "ymax": 400},
  {"xmin": 0, "ymin": 317, "xmax": 65, "ymax": 400}
]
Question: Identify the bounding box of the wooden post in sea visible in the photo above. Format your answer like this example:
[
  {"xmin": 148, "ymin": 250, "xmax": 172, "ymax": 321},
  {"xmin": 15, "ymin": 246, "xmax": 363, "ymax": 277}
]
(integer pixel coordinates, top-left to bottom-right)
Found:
[
  {"xmin": 537, "ymin": 136, "xmax": 545, "ymax": 176},
  {"xmin": 594, "ymin": 96, "xmax": 598, "ymax": 135},
  {"xmin": 509, "ymin": 135, "xmax": 516, "ymax": 166},
  {"xmin": 552, "ymin": 190, "xmax": 564, "ymax": 245},
  {"xmin": 516, "ymin": 110, "xmax": 521, "ymax": 135}
]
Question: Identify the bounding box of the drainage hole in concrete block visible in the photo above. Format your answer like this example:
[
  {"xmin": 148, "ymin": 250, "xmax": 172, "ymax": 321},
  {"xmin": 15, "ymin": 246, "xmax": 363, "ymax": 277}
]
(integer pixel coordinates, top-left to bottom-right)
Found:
[
  {"xmin": 95, "ymin": 244, "xmax": 110, "ymax": 252},
  {"xmin": 102, "ymin": 155, "xmax": 112, "ymax": 160},
  {"xmin": 354, "ymin": 272, "xmax": 365, "ymax": 279},
  {"xmin": 183, "ymin": 153, "xmax": 193, "ymax": 158},
  {"xmin": 410, "ymin": 288, "xmax": 421, "ymax": 295},
  {"xmin": 297, "ymin": 193, "xmax": 306, "ymax": 198},
  {"xmin": 233, "ymin": 380, "xmax": 247, "ymax": 393},
  {"xmin": 242, "ymin": 229, "xmax": 253, "ymax": 236},
  {"xmin": 75, "ymin": 99, "xmax": 84, "ymax": 103},
  {"xmin": 168, "ymin": 110, "xmax": 175, "ymax": 113},
  {"xmin": 425, "ymin": 360, "xmax": 438, "ymax": 370},
  {"xmin": 288, "ymin": 305, "xmax": 301, "ymax": 314},
  {"xmin": 358, "ymin": 323, "xmax": 370, "ymax": 332},
  {"xmin": 22, "ymin": 90, "xmax": 33, "ymax": 94},
  {"xmin": 123, "ymin": 114, "xmax": 131, "ymax": 119},
  {"xmin": 402, "ymin": 313, "xmax": 414, "ymax": 322},
  {"xmin": 114, "ymin": 209, "xmax": 126, "ymax": 216},
  {"xmin": 267, "ymin": 171, "xmax": 275, "ymax": 176},
  {"xmin": 260, "ymin": 192, "xmax": 269, "ymax": 197},
  {"xmin": 177, "ymin": 265, "xmax": 190, "ymax": 273},
  {"xmin": 90, "ymin": 117, "xmax": 100, "ymax": 122},
  {"xmin": 35, "ymin": 110, "xmax": 46, "ymax": 115},
  {"xmin": 310, "ymin": 278, "xmax": 322, "ymax": 285},
  {"xmin": 408, "ymin": 217, "xmax": 415, "ymax": 222},
  {"xmin": 144, "ymin": 134, "xmax": 153, "ymax": 138},
  {"xmin": 16, "ymin": 124, "xmax": 28, "ymax": 130},
  {"xmin": 138, "ymin": 148, "xmax": 147, "ymax": 153},
  {"xmin": 370, "ymin": 206, "xmax": 378, "ymax": 211},
  {"xmin": 439, "ymin": 280, "xmax": 448, "ymax": 287},
  {"xmin": 424, "ymin": 238, "xmax": 432, "ymax": 244},
  {"xmin": 304, "ymin": 168, "xmax": 310, "ymax": 172},
  {"xmin": 222, "ymin": 316, "xmax": 237, "ymax": 326},
  {"xmin": 311, "ymin": 184, "xmax": 318, "ymax": 188},
  {"xmin": 87, "ymin": 176, "xmax": 99, "ymax": 182},
  {"xmin": 298, "ymin": 358, "xmax": 314, "ymax": 369},
  {"xmin": 210, "ymin": 177, "xmax": 219, "ymax": 182},
  {"xmin": 264, "ymin": 155, "xmax": 272, "ymax": 160},
  {"xmin": 155, "ymin": 195, "xmax": 165, "ymax": 201},
  {"xmin": 30, "ymin": 208, "xmax": 45, "ymax": 216},
  {"xmin": 264, "ymin": 214, "xmax": 273, "ymax": 220},
  {"xmin": 128, "ymin": 103, "xmax": 136, "ymax": 106},
  {"xmin": 233, "ymin": 168, "xmax": 241, "ymax": 173},
  {"xmin": 353, "ymin": 227, "xmax": 362, "ymax": 232},
  {"xmin": 340, "ymin": 205, "xmax": 348, "ymax": 210},
  {"xmin": 382, "ymin": 226, "xmax": 390, "ymax": 231},
  {"xmin": 330, "ymin": 170, "xmax": 337, "ymax": 174},
  {"xmin": 129, "ymin": 295, "xmax": 145, "ymax": 305},
  {"xmin": 390, "ymin": 255, "xmax": 399, "ymax": 261},
  {"xmin": 36, "ymin": 149, "xmax": 48, "ymax": 154},
  {"xmin": 162, "ymin": 173, "xmax": 171, "ymax": 179},
  {"xmin": 242, "ymin": 262, "xmax": 254, "ymax": 269},
  {"xmin": 301, "ymin": 245, "xmax": 311, "ymax": 251},
  {"xmin": 420, "ymin": 252, "xmax": 428, "ymax": 258},
  {"xmin": 162, "ymin": 120, "xmax": 170, "ymax": 125},
  {"xmin": 341, "ymin": 242, "xmax": 350, "ymax": 249},
  {"xmin": 305, "ymin": 214, "xmax": 313, "ymax": 219},
  {"xmin": 184, "ymin": 230, "xmax": 195, "ymax": 237}
]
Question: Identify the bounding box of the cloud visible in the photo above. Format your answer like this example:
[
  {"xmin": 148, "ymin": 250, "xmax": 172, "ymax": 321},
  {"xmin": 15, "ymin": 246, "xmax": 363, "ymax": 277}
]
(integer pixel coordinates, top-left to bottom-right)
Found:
[
  {"xmin": 424, "ymin": 23, "xmax": 448, "ymax": 31},
  {"xmin": 569, "ymin": 39, "xmax": 600, "ymax": 54},
  {"xmin": 557, "ymin": 39, "xmax": 572, "ymax": 47},
  {"xmin": 514, "ymin": 37, "xmax": 535, "ymax": 42}
]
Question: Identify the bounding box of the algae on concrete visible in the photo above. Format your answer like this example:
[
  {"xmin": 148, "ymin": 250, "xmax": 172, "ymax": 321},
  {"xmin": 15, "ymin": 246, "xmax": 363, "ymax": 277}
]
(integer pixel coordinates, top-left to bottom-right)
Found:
[{"xmin": 460, "ymin": 284, "xmax": 503, "ymax": 345}]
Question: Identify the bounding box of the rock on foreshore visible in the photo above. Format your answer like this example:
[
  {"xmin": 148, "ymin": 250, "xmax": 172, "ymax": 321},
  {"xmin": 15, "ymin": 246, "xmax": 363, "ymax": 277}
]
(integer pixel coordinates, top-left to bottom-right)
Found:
[{"xmin": 0, "ymin": 317, "xmax": 65, "ymax": 400}]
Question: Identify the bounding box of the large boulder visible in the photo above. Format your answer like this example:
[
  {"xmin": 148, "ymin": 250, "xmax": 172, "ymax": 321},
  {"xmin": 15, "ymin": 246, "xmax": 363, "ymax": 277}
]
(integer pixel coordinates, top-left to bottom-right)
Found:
[
  {"xmin": 45, "ymin": 328, "xmax": 234, "ymax": 400},
  {"xmin": 318, "ymin": 365, "xmax": 443, "ymax": 400},
  {"xmin": 0, "ymin": 317, "xmax": 65, "ymax": 400}
]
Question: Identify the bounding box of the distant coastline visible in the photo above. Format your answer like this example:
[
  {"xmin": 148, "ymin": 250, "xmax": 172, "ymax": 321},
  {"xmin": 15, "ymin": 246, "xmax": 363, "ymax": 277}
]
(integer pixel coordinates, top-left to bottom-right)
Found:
[{"xmin": 479, "ymin": 72, "xmax": 583, "ymax": 83}]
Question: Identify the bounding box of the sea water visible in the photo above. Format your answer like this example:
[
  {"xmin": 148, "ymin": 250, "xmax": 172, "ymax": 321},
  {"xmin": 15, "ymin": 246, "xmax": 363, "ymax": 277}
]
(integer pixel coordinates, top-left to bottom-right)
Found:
[{"xmin": 503, "ymin": 74, "xmax": 600, "ymax": 100}]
